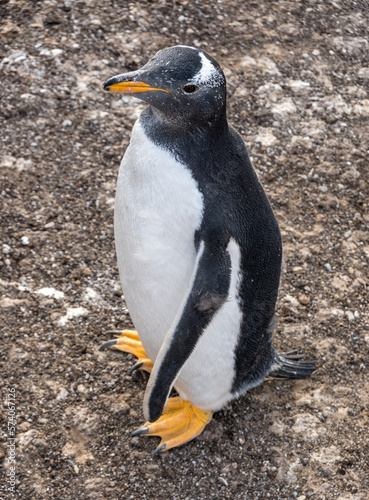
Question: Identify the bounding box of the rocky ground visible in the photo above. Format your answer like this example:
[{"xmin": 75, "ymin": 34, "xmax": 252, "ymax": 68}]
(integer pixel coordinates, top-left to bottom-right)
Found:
[{"xmin": 1, "ymin": 0, "xmax": 368, "ymax": 499}]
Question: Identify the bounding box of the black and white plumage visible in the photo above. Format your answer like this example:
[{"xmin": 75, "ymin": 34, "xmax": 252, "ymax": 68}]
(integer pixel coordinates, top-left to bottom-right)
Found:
[{"xmin": 101, "ymin": 46, "xmax": 315, "ymax": 441}]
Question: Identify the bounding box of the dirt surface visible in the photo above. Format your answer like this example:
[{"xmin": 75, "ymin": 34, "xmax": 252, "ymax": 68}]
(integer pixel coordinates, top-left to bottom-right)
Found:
[{"xmin": 1, "ymin": 1, "xmax": 369, "ymax": 499}]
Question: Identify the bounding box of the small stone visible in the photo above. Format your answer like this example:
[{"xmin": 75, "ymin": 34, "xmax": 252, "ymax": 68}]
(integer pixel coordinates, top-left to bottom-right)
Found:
[
  {"xmin": 332, "ymin": 276, "xmax": 348, "ymax": 291},
  {"xmin": 254, "ymin": 128, "xmax": 277, "ymax": 147},
  {"xmin": 62, "ymin": 119, "xmax": 72, "ymax": 127},
  {"xmin": 21, "ymin": 236, "xmax": 29, "ymax": 245},
  {"xmin": 51, "ymin": 48, "xmax": 63, "ymax": 56},
  {"xmin": 57, "ymin": 306, "xmax": 89, "ymax": 326},
  {"xmin": 83, "ymin": 287, "xmax": 103, "ymax": 303},
  {"xmin": 82, "ymin": 267, "xmax": 91, "ymax": 275},
  {"xmin": 2, "ymin": 244, "xmax": 11, "ymax": 254},
  {"xmin": 345, "ymin": 311, "xmax": 355, "ymax": 322},
  {"xmin": 271, "ymin": 99, "xmax": 296, "ymax": 116},
  {"xmin": 218, "ymin": 477, "xmax": 228, "ymax": 486},
  {"xmin": 284, "ymin": 294, "xmax": 300, "ymax": 307},
  {"xmin": 299, "ymin": 294, "xmax": 310, "ymax": 305},
  {"xmin": 288, "ymin": 80, "xmax": 310, "ymax": 90},
  {"xmin": 358, "ymin": 67, "xmax": 369, "ymax": 79},
  {"xmin": 0, "ymin": 297, "xmax": 26, "ymax": 309},
  {"xmin": 57, "ymin": 388, "xmax": 69, "ymax": 401},
  {"xmin": 36, "ymin": 287, "xmax": 65, "ymax": 300},
  {"xmin": 324, "ymin": 263, "xmax": 332, "ymax": 272},
  {"xmin": 18, "ymin": 421, "xmax": 31, "ymax": 432},
  {"xmin": 281, "ymin": 305, "xmax": 291, "ymax": 317},
  {"xmin": 270, "ymin": 420, "xmax": 286, "ymax": 436}
]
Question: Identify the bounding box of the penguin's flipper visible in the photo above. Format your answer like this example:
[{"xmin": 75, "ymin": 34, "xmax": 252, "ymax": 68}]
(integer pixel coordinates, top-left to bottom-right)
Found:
[
  {"xmin": 99, "ymin": 330, "xmax": 154, "ymax": 373},
  {"xmin": 269, "ymin": 352, "xmax": 316, "ymax": 379},
  {"xmin": 143, "ymin": 239, "xmax": 231, "ymax": 424},
  {"xmin": 131, "ymin": 397, "xmax": 212, "ymax": 456}
]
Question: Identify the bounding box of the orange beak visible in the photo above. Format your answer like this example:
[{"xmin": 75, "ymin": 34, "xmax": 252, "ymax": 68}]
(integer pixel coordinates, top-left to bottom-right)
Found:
[{"xmin": 103, "ymin": 80, "xmax": 171, "ymax": 94}]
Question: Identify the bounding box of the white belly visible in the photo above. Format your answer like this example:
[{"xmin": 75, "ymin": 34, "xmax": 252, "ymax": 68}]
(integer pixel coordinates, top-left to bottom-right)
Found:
[{"xmin": 114, "ymin": 119, "xmax": 204, "ymax": 361}]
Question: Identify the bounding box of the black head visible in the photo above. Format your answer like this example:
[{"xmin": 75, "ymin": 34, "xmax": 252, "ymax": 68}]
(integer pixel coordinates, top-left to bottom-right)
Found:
[{"xmin": 103, "ymin": 46, "xmax": 227, "ymax": 128}]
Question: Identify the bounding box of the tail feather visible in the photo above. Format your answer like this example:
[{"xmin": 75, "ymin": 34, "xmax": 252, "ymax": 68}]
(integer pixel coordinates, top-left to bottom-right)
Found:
[{"xmin": 269, "ymin": 352, "xmax": 316, "ymax": 379}]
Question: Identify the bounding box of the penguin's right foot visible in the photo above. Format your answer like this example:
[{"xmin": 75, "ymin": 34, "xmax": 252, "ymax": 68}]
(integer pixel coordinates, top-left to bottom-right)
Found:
[
  {"xmin": 131, "ymin": 396, "xmax": 213, "ymax": 456},
  {"xmin": 99, "ymin": 330, "xmax": 154, "ymax": 374}
]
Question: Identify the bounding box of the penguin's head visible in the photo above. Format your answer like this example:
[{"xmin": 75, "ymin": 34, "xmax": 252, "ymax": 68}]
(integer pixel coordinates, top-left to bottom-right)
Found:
[{"xmin": 103, "ymin": 46, "xmax": 227, "ymax": 127}]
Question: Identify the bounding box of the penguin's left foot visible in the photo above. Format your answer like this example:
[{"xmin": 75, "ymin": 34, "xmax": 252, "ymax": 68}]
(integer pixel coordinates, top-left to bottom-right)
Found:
[
  {"xmin": 99, "ymin": 330, "xmax": 154, "ymax": 373},
  {"xmin": 131, "ymin": 397, "xmax": 213, "ymax": 456}
]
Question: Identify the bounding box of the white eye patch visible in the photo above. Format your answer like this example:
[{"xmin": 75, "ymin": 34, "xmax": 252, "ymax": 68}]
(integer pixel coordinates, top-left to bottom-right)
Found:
[{"xmin": 192, "ymin": 52, "xmax": 224, "ymax": 87}]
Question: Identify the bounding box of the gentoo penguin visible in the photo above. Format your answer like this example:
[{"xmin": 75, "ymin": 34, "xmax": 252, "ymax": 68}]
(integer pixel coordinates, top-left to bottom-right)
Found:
[{"xmin": 100, "ymin": 46, "xmax": 315, "ymax": 455}]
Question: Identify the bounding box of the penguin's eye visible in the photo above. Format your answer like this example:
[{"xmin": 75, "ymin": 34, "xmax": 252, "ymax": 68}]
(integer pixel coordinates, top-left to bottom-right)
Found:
[{"xmin": 182, "ymin": 84, "xmax": 199, "ymax": 94}]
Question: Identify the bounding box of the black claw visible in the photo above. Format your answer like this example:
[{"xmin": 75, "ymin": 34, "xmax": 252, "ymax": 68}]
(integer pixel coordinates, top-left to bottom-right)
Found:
[
  {"xmin": 129, "ymin": 361, "xmax": 144, "ymax": 375},
  {"xmin": 131, "ymin": 427, "xmax": 150, "ymax": 437},
  {"xmin": 152, "ymin": 444, "xmax": 166, "ymax": 458},
  {"xmin": 99, "ymin": 339, "xmax": 118, "ymax": 351}
]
